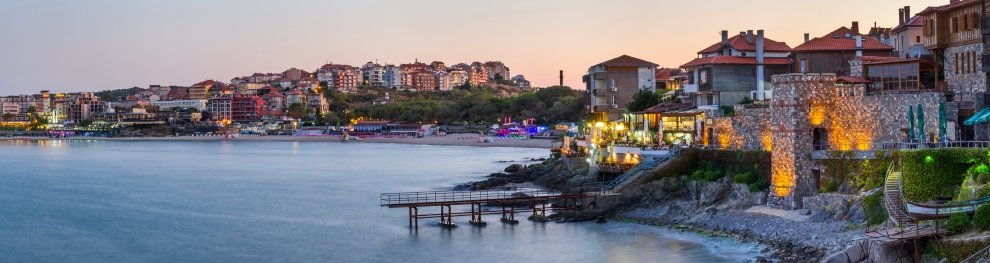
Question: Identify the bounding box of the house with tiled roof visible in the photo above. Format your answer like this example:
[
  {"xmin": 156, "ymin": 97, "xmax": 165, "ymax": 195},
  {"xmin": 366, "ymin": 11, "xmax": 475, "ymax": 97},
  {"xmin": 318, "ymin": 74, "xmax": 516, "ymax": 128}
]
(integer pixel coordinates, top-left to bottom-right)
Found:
[
  {"xmin": 654, "ymin": 68, "xmax": 685, "ymax": 91},
  {"xmin": 918, "ymin": 0, "xmax": 983, "ymax": 139},
  {"xmin": 791, "ymin": 22, "xmax": 895, "ymax": 75},
  {"xmin": 583, "ymin": 55, "xmax": 659, "ymax": 121},
  {"xmin": 680, "ymin": 30, "xmax": 791, "ymax": 107},
  {"xmin": 189, "ymin": 80, "xmax": 219, "ymax": 100},
  {"xmin": 891, "ymin": 6, "xmax": 929, "ymax": 59}
]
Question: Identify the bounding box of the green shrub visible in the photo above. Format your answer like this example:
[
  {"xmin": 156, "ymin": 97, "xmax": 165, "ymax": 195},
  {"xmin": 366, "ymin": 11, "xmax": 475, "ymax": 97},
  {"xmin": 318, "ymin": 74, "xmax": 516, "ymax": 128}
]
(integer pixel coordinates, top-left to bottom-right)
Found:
[
  {"xmin": 748, "ymin": 178, "xmax": 769, "ymax": 192},
  {"xmin": 978, "ymin": 185, "xmax": 990, "ymax": 199},
  {"xmin": 820, "ymin": 179, "xmax": 839, "ymax": 193},
  {"xmin": 646, "ymin": 148, "xmax": 699, "ymax": 182},
  {"xmin": 862, "ymin": 191, "xmax": 888, "ymax": 226},
  {"xmin": 691, "ymin": 169, "xmax": 706, "ymax": 181},
  {"xmin": 978, "ymin": 173, "xmax": 990, "ymax": 185},
  {"xmin": 935, "ymin": 239, "xmax": 990, "ymax": 263},
  {"xmin": 734, "ymin": 172, "xmax": 755, "ymax": 184},
  {"xmin": 974, "ymin": 205, "xmax": 990, "ymax": 230},
  {"xmin": 947, "ymin": 213, "xmax": 971, "ymax": 234},
  {"xmin": 858, "ymin": 154, "xmax": 892, "ymax": 190},
  {"xmin": 901, "ymin": 149, "xmax": 985, "ymax": 202},
  {"xmin": 704, "ymin": 170, "xmax": 722, "ymax": 182}
]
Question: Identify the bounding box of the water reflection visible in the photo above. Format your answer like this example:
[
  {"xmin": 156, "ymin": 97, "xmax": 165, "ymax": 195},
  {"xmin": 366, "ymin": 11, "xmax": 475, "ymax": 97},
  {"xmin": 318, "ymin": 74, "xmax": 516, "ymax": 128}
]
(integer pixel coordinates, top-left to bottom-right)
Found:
[{"xmin": 0, "ymin": 141, "xmax": 759, "ymax": 262}]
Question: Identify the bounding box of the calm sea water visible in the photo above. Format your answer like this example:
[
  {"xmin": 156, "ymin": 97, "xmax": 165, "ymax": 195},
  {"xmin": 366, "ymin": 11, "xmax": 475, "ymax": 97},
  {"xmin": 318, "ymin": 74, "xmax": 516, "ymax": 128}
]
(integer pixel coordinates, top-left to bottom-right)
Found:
[{"xmin": 0, "ymin": 140, "xmax": 759, "ymax": 262}]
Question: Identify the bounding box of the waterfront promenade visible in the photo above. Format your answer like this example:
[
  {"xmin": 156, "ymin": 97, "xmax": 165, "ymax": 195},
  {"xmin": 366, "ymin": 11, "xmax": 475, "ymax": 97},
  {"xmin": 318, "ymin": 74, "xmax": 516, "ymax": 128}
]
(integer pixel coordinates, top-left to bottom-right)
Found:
[{"xmin": 1, "ymin": 133, "xmax": 553, "ymax": 149}]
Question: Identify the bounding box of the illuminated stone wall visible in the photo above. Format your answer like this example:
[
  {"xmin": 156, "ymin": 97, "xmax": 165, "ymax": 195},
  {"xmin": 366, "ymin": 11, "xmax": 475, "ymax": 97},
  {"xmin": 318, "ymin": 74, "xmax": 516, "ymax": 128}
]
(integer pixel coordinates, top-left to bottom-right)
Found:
[
  {"xmin": 707, "ymin": 72, "xmax": 945, "ymax": 209},
  {"xmin": 768, "ymin": 73, "xmax": 831, "ymax": 208},
  {"xmin": 712, "ymin": 106, "xmax": 772, "ymax": 151}
]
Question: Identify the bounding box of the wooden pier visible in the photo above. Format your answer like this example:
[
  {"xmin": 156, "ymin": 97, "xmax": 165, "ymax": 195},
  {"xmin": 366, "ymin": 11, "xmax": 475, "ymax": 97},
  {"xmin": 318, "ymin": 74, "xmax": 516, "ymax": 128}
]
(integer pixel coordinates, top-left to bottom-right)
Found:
[{"xmin": 380, "ymin": 187, "xmax": 592, "ymax": 229}]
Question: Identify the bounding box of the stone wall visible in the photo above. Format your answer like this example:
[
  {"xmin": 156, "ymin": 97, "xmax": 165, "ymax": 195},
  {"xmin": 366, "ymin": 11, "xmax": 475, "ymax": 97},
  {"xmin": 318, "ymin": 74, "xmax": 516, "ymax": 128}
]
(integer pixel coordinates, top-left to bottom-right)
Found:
[
  {"xmin": 708, "ymin": 73, "xmax": 947, "ymax": 208},
  {"xmin": 768, "ymin": 73, "xmax": 831, "ymax": 208},
  {"xmin": 944, "ymin": 43, "xmax": 986, "ymax": 96},
  {"xmin": 711, "ymin": 105, "xmax": 772, "ymax": 150}
]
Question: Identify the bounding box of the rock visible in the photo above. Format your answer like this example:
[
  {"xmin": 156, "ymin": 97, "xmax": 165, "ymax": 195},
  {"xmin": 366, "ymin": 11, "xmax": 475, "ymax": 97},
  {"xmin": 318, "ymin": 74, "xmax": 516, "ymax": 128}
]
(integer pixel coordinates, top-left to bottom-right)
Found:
[
  {"xmin": 504, "ymin": 164, "xmax": 524, "ymax": 173},
  {"xmin": 753, "ymin": 256, "xmax": 771, "ymax": 263}
]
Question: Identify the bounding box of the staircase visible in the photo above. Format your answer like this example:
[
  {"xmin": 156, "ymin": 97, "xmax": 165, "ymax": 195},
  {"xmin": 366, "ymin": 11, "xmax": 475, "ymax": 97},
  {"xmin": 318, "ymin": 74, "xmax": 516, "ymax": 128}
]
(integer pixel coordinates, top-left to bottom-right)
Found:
[
  {"xmin": 602, "ymin": 148, "xmax": 680, "ymax": 193},
  {"xmin": 883, "ymin": 161, "xmax": 916, "ymax": 226}
]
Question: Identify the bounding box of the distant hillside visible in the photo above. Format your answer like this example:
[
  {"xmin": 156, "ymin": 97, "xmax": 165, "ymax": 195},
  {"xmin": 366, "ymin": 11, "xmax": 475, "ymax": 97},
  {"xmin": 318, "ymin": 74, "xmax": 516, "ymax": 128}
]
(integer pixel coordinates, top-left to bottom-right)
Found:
[{"xmin": 95, "ymin": 87, "xmax": 143, "ymax": 101}]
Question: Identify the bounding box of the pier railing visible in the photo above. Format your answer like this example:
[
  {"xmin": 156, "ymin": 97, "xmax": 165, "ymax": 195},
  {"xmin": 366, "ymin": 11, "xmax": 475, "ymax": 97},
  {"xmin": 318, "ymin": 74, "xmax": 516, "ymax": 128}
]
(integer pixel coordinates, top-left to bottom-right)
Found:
[{"xmin": 380, "ymin": 185, "xmax": 596, "ymax": 207}]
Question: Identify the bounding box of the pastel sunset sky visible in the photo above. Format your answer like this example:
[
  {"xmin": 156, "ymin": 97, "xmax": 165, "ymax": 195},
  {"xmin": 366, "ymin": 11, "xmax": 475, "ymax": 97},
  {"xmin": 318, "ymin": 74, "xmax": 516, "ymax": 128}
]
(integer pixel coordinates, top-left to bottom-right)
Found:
[{"xmin": 0, "ymin": 0, "xmax": 946, "ymax": 95}]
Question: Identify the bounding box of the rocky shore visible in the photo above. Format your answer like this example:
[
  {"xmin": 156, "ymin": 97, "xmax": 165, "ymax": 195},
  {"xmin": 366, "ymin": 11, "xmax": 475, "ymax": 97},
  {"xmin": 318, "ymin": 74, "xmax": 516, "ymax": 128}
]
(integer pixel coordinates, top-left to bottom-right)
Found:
[{"xmin": 459, "ymin": 157, "xmax": 871, "ymax": 263}]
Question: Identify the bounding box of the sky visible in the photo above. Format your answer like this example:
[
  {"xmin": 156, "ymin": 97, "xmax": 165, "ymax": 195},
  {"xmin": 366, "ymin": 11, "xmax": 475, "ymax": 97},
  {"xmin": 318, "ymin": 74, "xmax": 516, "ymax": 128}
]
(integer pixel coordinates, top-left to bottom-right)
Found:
[{"xmin": 0, "ymin": 0, "xmax": 948, "ymax": 95}]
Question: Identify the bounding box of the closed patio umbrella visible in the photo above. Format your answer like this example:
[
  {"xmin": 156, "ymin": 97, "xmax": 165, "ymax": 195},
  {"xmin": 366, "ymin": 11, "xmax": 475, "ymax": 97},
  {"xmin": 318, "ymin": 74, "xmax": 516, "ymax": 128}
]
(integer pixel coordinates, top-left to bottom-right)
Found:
[
  {"xmin": 908, "ymin": 106, "xmax": 915, "ymax": 142},
  {"xmin": 939, "ymin": 102, "xmax": 947, "ymax": 142}
]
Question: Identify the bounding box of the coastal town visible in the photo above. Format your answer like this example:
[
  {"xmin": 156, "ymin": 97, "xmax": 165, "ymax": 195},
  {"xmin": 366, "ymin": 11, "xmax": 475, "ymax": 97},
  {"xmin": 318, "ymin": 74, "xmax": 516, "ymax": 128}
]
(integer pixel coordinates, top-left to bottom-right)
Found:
[{"xmin": 9, "ymin": 0, "xmax": 990, "ymax": 262}]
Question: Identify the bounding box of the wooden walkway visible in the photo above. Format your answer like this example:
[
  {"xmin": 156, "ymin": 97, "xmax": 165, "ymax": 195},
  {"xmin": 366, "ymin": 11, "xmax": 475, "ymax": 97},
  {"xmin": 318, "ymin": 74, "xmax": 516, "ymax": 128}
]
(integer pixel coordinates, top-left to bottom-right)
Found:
[{"xmin": 380, "ymin": 186, "xmax": 594, "ymax": 229}]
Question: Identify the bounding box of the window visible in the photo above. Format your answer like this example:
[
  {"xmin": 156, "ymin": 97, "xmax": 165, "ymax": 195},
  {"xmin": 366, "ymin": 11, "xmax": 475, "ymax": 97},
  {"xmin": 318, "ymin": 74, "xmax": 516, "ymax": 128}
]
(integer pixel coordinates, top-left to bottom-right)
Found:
[
  {"xmin": 956, "ymin": 53, "xmax": 961, "ymax": 74},
  {"xmin": 952, "ymin": 17, "xmax": 959, "ymax": 33},
  {"xmin": 800, "ymin": 59, "xmax": 808, "ymax": 73},
  {"xmin": 916, "ymin": 36, "xmax": 921, "ymax": 43},
  {"xmin": 963, "ymin": 14, "xmax": 969, "ymax": 30}
]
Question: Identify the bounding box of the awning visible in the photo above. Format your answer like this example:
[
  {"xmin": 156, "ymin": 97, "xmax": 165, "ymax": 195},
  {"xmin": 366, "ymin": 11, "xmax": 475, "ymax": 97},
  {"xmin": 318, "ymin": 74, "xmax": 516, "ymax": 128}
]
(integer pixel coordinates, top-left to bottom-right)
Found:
[{"xmin": 964, "ymin": 108, "xmax": 990, "ymax": 125}]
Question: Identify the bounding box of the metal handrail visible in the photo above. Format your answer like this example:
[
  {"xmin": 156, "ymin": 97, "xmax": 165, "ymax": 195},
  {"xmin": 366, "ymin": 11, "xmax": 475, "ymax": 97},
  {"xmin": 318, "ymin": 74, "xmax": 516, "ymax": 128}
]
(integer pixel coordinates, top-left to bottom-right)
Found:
[
  {"xmin": 878, "ymin": 141, "xmax": 990, "ymax": 150},
  {"xmin": 602, "ymin": 148, "xmax": 680, "ymax": 192},
  {"xmin": 961, "ymin": 244, "xmax": 990, "ymax": 263}
]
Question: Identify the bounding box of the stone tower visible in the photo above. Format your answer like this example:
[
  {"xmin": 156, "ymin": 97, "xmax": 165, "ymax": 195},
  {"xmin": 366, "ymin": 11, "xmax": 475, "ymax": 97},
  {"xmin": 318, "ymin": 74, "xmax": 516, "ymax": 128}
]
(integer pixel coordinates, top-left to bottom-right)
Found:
[{"xmin": 768, "ymin": 73, "xmax": 836, "ymax": 209}]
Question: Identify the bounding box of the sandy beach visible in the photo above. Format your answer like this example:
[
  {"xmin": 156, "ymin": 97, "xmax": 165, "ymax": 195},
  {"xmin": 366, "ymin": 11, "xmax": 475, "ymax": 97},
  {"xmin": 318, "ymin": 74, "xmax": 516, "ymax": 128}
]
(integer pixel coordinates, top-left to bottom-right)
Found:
[{"xmin": 2, "ymin": 133, "xmax": 553, "ymax": 149}]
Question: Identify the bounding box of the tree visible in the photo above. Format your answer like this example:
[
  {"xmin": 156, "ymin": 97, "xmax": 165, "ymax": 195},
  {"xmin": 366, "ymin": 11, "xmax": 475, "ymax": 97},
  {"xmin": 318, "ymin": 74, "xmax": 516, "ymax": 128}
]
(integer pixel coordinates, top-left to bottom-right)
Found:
[
  {"xmin": 79, "ymin": 119, "xmax": 93, "ymax": 127},
  {"xmin": 287, "ymin": 103, "xmax": 309, "ymax": 120},
  {"xmin": 1, "ymin": 113, "xmax": 12, "ymax": 122},
  {"xmin": 626, "ymin": 89, "xmax": 660, "ymax": 112}
]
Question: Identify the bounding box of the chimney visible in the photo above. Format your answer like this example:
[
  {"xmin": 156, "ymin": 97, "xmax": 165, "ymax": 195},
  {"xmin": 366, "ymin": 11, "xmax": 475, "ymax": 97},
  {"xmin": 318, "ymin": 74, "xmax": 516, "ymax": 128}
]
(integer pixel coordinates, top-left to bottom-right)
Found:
[
  {"xmin": 756, "ymin": 30, "xmax": 765, "ymax": 101},
  {"xmin": 721, "ymin": 30, "xmax": 729, "ymax": 45},
  {"xmin": 559, "ymin": 70, "xmax": 564, "ymax": 87},
  {"xmin": 804, "ymin": 33, "xmax": 810, "ymax": 43},
  {"xmin": 746, "ymin": 30, "xmax": 754, "ymax": 43},
  {"xmin": 851, "ymin": 21, "xmax": 859, "ymax": 33},
  {"xmin": 899, "ymin": 9, "xmax": 905, "ymax": 25},
  {"xmin": 855, "ymin": 35, "xmax": 863, "ymax": 57},
  {"xmin": 904, "ymin": 6, "xmax": 911, "ymax": 24}
]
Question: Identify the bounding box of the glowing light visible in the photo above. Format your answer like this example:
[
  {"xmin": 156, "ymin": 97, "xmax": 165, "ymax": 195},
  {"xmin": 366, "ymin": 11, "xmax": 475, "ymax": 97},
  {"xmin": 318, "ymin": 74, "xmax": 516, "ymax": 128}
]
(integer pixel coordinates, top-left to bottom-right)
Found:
[
  {"xmin": 615, "ymin": 124, "xmax": 624, "ymax": 131},
  {"xmin": 761, "ymin": 128, "xmax": 772, "ymax": 151},
  {"xmin": 772, "ymin": 152, "xmax": 795, "ymax": 197},
  {"xmin": 924, "ymin": 155, "xmax": 935, "ymax": 164},
  {"xmin": 595, "ymin": 122, "xmax": 605, "ymax": 128},
  {"xmin": 809, "ymin": 102, "xmax": 826, "ymax": 125}
]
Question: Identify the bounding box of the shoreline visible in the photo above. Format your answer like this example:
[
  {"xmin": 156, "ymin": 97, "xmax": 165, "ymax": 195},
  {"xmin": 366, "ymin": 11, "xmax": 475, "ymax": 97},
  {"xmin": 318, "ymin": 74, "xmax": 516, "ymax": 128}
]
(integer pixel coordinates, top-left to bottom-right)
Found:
[
  {"xmin": 465, "ymin": 158, "xmax": 849, "ymax": 262},
  {"xmin": 0, "ymin": 134, "xmax": 553, "ymax": 149}
]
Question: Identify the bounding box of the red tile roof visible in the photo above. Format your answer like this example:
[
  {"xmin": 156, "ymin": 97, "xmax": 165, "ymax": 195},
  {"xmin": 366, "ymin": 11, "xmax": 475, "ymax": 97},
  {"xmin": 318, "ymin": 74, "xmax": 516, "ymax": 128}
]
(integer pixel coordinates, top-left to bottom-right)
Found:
[
  {"xmin": 892, "ymin": 16, "xmax": 923, "ymax": 32},
  {"xmin": 655, "ymin": 68, "xmax": 682, "ymax": 80},
  {"xmin": 191, "ymin": 80, "xmax": 217, "ymax": 87},
  {"xmin": 837, "ymin": 76, "xmax": 871, "ymax": 84},
  {"xmin": 918, "ymin": 0, "xmax": 979, "ymax": 15},
  {"xmin": 595, "ymin": 55, "xmax": 659, "ymax": 68},
  {"xmin": 792, "ymin": 27, "xmax": 894, "ymax": 51},
  {"xmin": 680, "ymin": 56, "xmax": 791, "ymax": 68},
  {"xmin": 697, "ymin": 34, "xmax": 791, "ymax": 54},
  {"xmin": 857, "ymin": 56, "xmax": 908, "ymax": 64}
]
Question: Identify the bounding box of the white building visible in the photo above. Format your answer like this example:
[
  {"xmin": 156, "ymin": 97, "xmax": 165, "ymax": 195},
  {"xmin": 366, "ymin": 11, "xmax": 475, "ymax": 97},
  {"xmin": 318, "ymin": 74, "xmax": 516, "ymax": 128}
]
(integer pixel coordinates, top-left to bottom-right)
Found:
[{"xmin": 152, "ymin": 99, "xmax": 208, "ymax": 111}]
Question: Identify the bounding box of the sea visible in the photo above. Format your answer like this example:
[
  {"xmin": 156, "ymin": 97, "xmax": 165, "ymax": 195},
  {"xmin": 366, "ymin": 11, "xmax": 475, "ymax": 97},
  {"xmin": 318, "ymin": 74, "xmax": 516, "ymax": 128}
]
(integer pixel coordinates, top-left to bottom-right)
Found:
[{"xmin": 0, "ymin": 140, "xmax": 760, "ymax": 262}]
